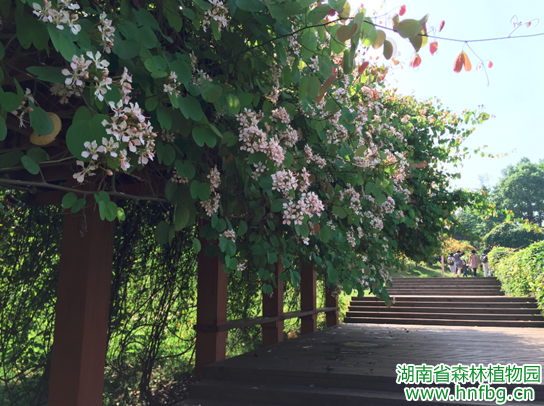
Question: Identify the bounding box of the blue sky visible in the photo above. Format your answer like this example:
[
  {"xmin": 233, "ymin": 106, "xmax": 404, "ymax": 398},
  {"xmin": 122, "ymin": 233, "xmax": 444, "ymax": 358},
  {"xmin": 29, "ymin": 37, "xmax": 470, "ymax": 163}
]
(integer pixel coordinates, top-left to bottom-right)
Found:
[{"xmin": 347, "ymin": 0, "xmax": 544, "ymax": 190}]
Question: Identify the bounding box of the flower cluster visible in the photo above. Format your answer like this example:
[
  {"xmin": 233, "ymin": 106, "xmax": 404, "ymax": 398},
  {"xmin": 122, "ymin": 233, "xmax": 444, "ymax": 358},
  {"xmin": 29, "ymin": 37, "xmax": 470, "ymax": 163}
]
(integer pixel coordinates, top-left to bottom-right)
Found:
[
  {"xmin": 220, "ymin": 229, "xmax": 236, "ymax": 241},
  {"xmin": 98, "ymin": 13, "xmax": 115, "ymax": 54},
  {"xmin": 201, "ymin": 166, "xmax": 221, "ymax": 217},
  {"xmin": 32, "ymin": 0, "xmax": 81, "ymax": 34},
  {"xmin": 282, "ymin": 192, "xmax": 324, "ymax": 226},
  {"xmin": 202, "ymin": 0, "xmax": 228, "ymax": 32},
  {"xmin": 163, "ymin": 72, "xmax": 181, "ymax": 97}
]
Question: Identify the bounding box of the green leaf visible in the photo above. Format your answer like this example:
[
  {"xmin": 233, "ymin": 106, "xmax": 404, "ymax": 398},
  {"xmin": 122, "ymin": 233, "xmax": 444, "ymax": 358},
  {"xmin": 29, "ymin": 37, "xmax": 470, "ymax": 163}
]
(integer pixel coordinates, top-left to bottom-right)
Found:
[
  {"xmin": 0, "ymin": 92, "xmax": 23, "ymax": 112},
  {"xmin": 201, "ymin": 81, "xmax": 223, "ymax": 103},
  {"xmin": 396, "ymin": 19, "xmax": 422, "ymax": 39},
  {"xmin": 103, "ymin": 85, "xmax": 122, "ymax": 105},
  {"xmin": 71, "ymin": 198, "xmax": 86, "ymax": 213},
  {"xmin": 174, "ymin": 205, "xmax": 190, "ymax": 230},
  {"xmin": 62, "ymin": 192, "xmax": 77, "ymax": 209},
  {"xmin": 26, "ymin": 147, "xmax": 49, "ymax": 163},
  {"xmin": 192, "ymin": 127, "xmax": 217, "ymax": 148},
  {"xmin": 309, "ymin": 5, "xmax": 331, "ymax": 23},
  {"xmin": 134, "ymin": 8, "xmax": 160, "ymax": 30},
  {"xmin": 328, "ymin": 0, "xmax": 346, "ymax": 12},
  {"xmin": 170, "ymin": 60, "xmax": 192, "ymax": 84},
  {"xmin": 262, "ymin": 283, "xmax": 273, "ymax": 294},
  {"xmin": 298, "ymin": 75, "xmax": 309, "ymax": 101},
  {"xmin": 0, "ymin": 116, "xmax": 6, "ymax": 141},
  {"xmin": 319, "ymin": 226, "xmax": 330, "ymax": 243},
  {"xmin": 193, "ymin": 238, "xmax": 202, "ymax": 253},
  {"xmin": 158, "ymin": 144, "xmax": 174, "ymax": 166},
  {"xmin": 26, "ymin": 66, "xmax": 66, "ymax": 83},
  {"xmin": 327, "ymin": 267, "xmax": 338, "ymax": 283},
  {"xmin": 236, "ymin": 0, "xmax": 265, "ymax": 12},
  {"xmin": 47, "ymin": 24, "xmax": 77, "ymax": 61},
  {"xmin": 332, "ymin": 205, "xmax": 348, "ymax": 219},
  {"xmin": 21, "ymin": 155, "xmax": 40, "ymax": 175},
  {"xmin": 117, "ymin": 40, "xmax": 141, "ymax": 59},
  {"xmin": 66, "ymin": 114, "xmax": 108, "ymax": 161},
  {"xmin": 117, "ymin": 207, "xmax": 126, "ymax": 221},
  {"xmin": 319, "ymin": 55, "xmax": 333, "ymax": 78},
  {"xmin": 29, "ymin": 105, "xmax": 54, "ymax": 136},
  {"xmin": 190, "ymin": 180, "xmax": 199, "ymax": 199},
  {"xmin": 139, "ymin": 26, "xmax": 157, "ymax": 49},
  {"xmin": 73, "ymin": 106, "xmax": 93, "ymax": 123},
  {"xmin": 157, "ymin": 104, "xmax": 172, "ymax": 130},
  {"xmin": 105, "ymin": 201, "xmax": 117, "ymax": 221},
  {"xmin": 179, "ymin": 96, "xmax": 203, "ymax": 121},
  {"xmin": 226, "ymin": 94, "xmax": 241, "ymax": 115},
  {"xmin": 198, "ymin": 182, "xmax": 211, "ymax": 201},
  {"xmin": 361, "ymin": 20, "xmax": 377, "ymax": 47},
  {"xmin": 0, "ymin": 151, "xmax": 23, "ymax": 169},
  {"xmin": 155, "ymin": 221, "xmax": 170, "ymax": 245},
  {"xmin": 290, "ymin": 270, "xmax": 301, "ymax": 286},
  {"xmin": 307, "ymin": 76, "xmax": 321, "ymax": 99},
  {"xmin": 175, "ymin": 160, "xmax": 196, "ymax": 179},
  {"xmin": 238, "ymin": 220, "xmax": 248, "ymax": 235}
]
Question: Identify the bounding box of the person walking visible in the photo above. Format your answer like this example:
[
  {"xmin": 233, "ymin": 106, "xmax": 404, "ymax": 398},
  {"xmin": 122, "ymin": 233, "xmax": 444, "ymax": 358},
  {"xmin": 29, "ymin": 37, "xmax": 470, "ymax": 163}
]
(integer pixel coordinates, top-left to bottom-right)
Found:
[
  {"xmin": 481, "ymin": 250, "xmax": 491, "ymax": 277},
  {"xmin": 447, "ymin": 253, "xmax": 456, "ymax": 276},
  {"xmin": 460, "ymin": 252, "xmax": 469, "ymax": 277},
  {"xmin": 469, "ymin": 250, "xmax": 480, "ymax": 277},
  {"xmin": 453, "ymin": 250, "xmax": 463, "ymax": 278}
]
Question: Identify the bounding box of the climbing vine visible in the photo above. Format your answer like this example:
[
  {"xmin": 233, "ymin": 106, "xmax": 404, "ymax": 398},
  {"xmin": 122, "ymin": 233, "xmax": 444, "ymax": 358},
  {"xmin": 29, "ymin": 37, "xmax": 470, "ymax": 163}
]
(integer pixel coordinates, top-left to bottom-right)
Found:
[{"xmin": 0, "ymin": 0, "xmax": 489, "ymax": 297}]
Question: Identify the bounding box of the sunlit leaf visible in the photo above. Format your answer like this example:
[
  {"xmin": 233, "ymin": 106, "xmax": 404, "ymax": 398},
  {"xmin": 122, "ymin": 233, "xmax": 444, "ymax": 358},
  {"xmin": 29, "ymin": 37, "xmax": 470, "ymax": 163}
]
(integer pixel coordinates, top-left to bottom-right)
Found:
[
  {"xmin": 336, "ymin": 23, "xmax": 358, "ymax": 42},
  {"xmin": 438, "ymin": 20, "xmax": 445, "ymax": 32},
  {"xmin": 430, "ymin": 41, "xmax": 438, "ymax": 56},
  {"xmin": 399, "ymin": 5, "xmax": 406, "ymax": 16},
  {"xmin": 453, "ymin": 51, "xmax": 464, "ymax": 73}
]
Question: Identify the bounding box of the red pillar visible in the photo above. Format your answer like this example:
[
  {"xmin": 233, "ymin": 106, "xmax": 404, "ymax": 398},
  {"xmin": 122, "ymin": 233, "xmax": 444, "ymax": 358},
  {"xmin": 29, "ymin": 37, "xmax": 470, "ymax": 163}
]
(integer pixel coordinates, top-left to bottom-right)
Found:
[
  {"xmin": 194, "ymin": 243, "xmax": 228, "ymax": 379},
  {"xmin": 48, "ymin": 203, "xmax": 116, "ymax": 406},
  {"xmin": 300, "ymin": 263, "xmax": 317, "ymax": 335},
  {"xmin": 262, "ymin": 259, "xmax": 284, "ymax": 346},
  {"xmin": 325, "ymin": 285, "xmax": 339, "ymax": 327}
]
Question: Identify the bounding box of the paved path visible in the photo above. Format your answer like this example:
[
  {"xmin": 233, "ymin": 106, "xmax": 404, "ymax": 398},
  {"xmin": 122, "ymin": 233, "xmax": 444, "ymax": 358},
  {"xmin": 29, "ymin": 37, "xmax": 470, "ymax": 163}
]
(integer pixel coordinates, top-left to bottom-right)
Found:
[
  {"xmin": 184, "ymin": 323, "xmax": 544, "ymax": 405},
  {"xmin": 215, "ymin": 323, "xmax": 544, "ymax": 378}
]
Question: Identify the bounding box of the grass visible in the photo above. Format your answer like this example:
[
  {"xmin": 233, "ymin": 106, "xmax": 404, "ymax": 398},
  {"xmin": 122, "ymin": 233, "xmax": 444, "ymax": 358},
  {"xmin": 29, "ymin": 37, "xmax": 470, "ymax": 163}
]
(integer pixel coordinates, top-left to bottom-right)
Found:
[{"xmin": 390, "ymin": 262, "xmax": 447, "ymax": 278}]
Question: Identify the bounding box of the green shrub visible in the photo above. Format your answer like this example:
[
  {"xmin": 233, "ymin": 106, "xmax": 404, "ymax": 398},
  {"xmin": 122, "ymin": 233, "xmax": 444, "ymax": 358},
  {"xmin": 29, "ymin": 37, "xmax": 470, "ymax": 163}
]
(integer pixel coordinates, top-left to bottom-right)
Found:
[{"xmin": 490, "ymin": 242, "xmax": 544, "ymax": 310}]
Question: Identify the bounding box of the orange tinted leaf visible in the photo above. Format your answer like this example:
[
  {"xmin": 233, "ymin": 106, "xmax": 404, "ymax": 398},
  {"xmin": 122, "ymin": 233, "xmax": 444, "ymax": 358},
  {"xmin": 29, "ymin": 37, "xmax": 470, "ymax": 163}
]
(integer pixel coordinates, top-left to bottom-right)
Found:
[
  {"xmin": 438, "ymin": 20, "xmax": 445, "ymax": 32},
  {"xmin": 337, "ymin": 23, "xmax": 358, "ymax": 42},
  {"xmin": 358, "ymin": 61, "xmax": 369, "ymax": 74},
  {"xmin": 391, "ymin": 57, "xmax": 400, "ymax": 66},
  {"xmin": 463, "ymin": 52, "xmax": 472, "ymax": 71},
  {"xmin": 488, "ymin": 61, "xmax": 493, "ymax": 68},
  {"xmin": 316, "ymin": 71, "xmax": 338, "ymax": 103},
  {"xmin": 430, "ymin": 41, "xmax": 438, "ymax": 55},
  {"xmin": 399, "ymin": 5, "xmax": 406, "ymax": 16},
  {"xmin": 409, "ymin": 54, "xmax": 421, "ymax": 68},
  {"xmin": 453, "ymin": 51, "xmax": 464, "ymax": 73}
]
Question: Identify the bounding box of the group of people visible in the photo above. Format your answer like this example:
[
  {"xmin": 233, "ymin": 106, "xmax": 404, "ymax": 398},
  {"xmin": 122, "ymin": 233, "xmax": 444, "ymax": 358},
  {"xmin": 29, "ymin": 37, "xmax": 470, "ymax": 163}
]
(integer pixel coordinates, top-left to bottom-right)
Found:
[{"xmin": 447, "ymin": 250, "xmax": 491, "ymax": 278}]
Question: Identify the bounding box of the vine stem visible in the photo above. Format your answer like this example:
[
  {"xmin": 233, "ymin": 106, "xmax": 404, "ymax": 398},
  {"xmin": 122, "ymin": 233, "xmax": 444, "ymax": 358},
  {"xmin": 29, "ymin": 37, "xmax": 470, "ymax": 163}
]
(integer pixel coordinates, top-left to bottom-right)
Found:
[{"xmin": 0, "ymin": 178, "xmax": 168, "ymax": 203}]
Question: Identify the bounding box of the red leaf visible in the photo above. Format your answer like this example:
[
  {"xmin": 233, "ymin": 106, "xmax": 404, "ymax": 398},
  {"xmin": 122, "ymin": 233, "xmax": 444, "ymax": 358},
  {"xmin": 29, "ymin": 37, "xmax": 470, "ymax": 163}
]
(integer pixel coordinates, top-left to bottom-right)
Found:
[
  {"xmin": 358, "ymin": 61, "xmax": 369, "ymax": 74},
  {"xmin": 409, "ymin": 54, "xmax": 421, "ymax": 68},
  {"xmin": 453, "ymin": 51, "xmax": 464, "ymax": 73},
  {"xmin": 527, "ymin": 22, "xmax": 531, "ymax": 27},
  {"xmin": 327, "ymin": 8, "xmax": 336, "ymax": 16},
  {"xmin": 438, "ymin": 20, "xmax": 445, "ymax": 32},
  {"xmin": 399, "ymin": 5, "xmax": 406, "ymax": 16},
  {"xmin": 488, "ymin": 61, "xmax": 493, "ymax": 68},
  {"xmin": 429, "ymin": 42, "xmax": 438, "ymax": 56}
]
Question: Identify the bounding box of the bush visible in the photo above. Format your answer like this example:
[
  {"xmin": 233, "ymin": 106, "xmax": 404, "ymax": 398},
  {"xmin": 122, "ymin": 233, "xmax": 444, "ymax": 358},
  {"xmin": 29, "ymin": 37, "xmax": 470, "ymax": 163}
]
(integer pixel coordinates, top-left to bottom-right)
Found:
[{"xmin": 490, "ymin": 242, "xmax": 544, "ymax": 310}]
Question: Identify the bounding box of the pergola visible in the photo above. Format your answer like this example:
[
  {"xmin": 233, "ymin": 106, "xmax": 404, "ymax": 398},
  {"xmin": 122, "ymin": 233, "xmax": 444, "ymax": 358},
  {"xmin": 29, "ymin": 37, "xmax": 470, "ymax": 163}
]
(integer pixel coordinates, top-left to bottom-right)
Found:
[{"xmin": 1, "ymin": 147, "xmax": 339, "ymax": 406}]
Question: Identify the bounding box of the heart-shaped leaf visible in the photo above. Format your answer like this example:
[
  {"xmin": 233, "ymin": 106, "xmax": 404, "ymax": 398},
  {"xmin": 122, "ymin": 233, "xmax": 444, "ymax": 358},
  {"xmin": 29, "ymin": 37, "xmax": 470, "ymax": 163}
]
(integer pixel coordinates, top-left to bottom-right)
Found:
[{"xmin": 336, "ymin": 23, "xmax": 358, "ymax": 42}]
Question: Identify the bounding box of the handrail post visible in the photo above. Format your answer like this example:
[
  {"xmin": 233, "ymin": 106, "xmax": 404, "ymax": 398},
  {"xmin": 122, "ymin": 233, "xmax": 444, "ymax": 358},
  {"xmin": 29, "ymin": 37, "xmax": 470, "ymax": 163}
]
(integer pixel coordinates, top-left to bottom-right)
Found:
[
  {"xmin": 325, "ymin": 285, "xmax": 339, "ymax": 327},
  {"xmin": 300, "ymin": 263, "xmax": 317, "ymax": 335},
  {"xmin": 262, "ymin": 258, "xmax": 284, "ymax": 346},
  {"xmin": 48, "ymin": 201, "xmax": 115, "ymax": 406},
  {"xmin": 194, "ymin": 242, "xmax": 228, "ymax": 379}
]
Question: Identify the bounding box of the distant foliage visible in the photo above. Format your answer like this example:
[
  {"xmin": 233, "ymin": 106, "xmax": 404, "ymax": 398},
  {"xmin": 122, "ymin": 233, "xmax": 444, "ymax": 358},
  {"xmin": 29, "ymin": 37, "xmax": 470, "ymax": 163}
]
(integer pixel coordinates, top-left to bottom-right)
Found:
[{"xmin": 484, "ymin": 222, "xmax": 544, "ymax": 249}]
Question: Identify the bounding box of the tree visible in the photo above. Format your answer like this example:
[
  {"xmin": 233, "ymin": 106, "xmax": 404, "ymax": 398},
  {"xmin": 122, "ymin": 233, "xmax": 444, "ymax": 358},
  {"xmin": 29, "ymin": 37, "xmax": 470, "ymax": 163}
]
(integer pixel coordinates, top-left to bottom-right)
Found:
[
  {"xmin": 493, "ymin": 159, "xmax": 544, "ymax": 225},
  {"xmin": 484, "ymin": 222, "xmax": 544, "ymax": 249}
]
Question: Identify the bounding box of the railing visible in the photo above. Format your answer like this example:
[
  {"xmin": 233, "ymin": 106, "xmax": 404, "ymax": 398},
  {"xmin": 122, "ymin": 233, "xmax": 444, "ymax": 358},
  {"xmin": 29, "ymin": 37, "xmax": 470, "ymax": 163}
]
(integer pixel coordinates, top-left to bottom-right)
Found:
[{"xmin": 193, "ymin": 243, "xmax": 339, "ymax": 378}]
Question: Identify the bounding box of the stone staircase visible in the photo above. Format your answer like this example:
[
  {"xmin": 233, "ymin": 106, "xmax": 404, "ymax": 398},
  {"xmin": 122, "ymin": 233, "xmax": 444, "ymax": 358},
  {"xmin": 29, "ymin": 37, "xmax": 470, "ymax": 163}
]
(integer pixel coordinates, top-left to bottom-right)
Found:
[{"xmin": 345, "ymin": 277, "xmax": 544, "ymax": 327}]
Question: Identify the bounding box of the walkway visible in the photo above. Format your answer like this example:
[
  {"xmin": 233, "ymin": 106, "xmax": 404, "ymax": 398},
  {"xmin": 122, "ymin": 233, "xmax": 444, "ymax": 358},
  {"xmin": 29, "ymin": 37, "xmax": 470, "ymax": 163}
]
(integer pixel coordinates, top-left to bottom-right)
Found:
[{"xmin": 180, "ymin": 323, "xmax": 544, "ymax": 405}]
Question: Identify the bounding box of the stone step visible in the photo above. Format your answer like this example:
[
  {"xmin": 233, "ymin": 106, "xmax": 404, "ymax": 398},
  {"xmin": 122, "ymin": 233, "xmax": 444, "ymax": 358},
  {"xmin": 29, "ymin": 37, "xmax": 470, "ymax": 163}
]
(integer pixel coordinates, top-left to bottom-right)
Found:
[
  {"xmin": 391, "ymin": 277, "xmax": 500, "ymax": 282},
  {"xmin": 348, "ymin": 306, "xmax": 541, "ymax": 314},
  {"xmin": 350, "ymin": 301, "xmax": 539, "ymax": 308},
  {"xmin": 386, "ymin": 290, "xmax": 503, "ymax": 296},
  {"xmin": 345, "ymin": 312, "xmax": 544, "ymax": 321},
  {"xmin": 344, "ymin": 317, "xmax": 544, "ymax": 327},
  {"xmin": 351, "ymin": 296, "xmax": 536, "ymax": 303}
]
